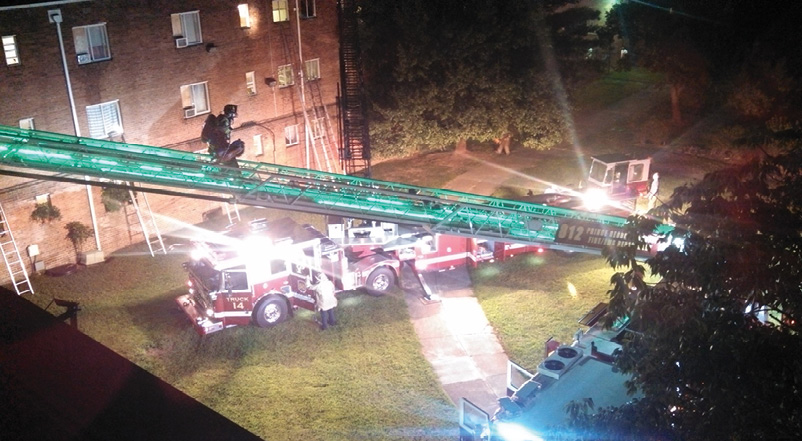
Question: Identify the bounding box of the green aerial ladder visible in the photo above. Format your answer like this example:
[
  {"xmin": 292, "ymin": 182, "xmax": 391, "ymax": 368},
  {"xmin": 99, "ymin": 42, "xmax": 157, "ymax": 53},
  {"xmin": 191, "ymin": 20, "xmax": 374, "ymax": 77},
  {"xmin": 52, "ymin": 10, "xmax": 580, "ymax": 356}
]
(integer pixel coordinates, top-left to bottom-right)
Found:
[{"xmin": 0, "ymin": 125, "xmax": 672, "ymax": 256}]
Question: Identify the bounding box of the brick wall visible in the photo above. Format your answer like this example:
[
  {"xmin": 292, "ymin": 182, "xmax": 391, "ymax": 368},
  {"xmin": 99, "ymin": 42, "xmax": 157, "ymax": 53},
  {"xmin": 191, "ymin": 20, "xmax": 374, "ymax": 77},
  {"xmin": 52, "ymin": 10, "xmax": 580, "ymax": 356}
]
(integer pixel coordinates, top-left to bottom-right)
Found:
[{"xmin": 0, "ymin": 0, "xmax": 342, "ymax": 285}]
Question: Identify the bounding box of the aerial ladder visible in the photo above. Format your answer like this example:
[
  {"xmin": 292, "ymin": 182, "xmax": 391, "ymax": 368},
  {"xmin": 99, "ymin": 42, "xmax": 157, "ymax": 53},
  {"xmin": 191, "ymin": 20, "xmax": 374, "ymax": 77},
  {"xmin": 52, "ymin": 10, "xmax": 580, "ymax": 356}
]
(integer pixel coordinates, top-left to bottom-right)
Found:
[{"xmin": 0, "ymin": 125, "xmax": 673, "ymax": 264}]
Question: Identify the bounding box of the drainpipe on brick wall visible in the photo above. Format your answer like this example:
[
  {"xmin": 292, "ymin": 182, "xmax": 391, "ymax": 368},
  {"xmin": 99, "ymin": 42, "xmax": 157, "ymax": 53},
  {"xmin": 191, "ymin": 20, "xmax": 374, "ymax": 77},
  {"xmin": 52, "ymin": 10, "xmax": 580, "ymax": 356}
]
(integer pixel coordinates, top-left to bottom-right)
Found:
[{"xmin": 49, "ymin": 8, "xmax": 101, "ymax": 251}]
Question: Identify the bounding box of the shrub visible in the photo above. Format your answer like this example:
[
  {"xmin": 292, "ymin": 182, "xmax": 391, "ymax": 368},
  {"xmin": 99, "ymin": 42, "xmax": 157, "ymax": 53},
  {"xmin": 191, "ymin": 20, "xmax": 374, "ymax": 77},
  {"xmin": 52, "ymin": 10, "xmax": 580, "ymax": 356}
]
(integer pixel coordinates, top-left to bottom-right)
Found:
[
  {"xmin": 101, "ymin": 187, "xmax": 132, "ymax": 212},
  {"xmin": 30, "ymin": 203, "xmax": 61, "ymax": 224},
  {"xmin": 65, "ymin": 221, "xmax": 94, "ymax": 258}
]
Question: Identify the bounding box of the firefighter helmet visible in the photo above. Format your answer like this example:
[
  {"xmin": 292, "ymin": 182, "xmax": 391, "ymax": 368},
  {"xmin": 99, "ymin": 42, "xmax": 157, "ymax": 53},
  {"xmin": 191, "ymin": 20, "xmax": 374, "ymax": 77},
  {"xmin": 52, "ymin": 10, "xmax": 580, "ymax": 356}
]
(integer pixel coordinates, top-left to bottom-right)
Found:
[{"xmin": 223, "ymin": 104, "xmax": 238, "ymax": 119}]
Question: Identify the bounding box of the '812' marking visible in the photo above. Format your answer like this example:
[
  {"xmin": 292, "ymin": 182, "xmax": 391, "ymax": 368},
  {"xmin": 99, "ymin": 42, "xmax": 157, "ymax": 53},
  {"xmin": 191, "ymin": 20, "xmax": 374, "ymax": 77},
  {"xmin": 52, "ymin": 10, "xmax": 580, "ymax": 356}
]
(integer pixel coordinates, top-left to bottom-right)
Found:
[{"xmin": 557, "ymin": 224, "xmax": 585, "ymax": 242}]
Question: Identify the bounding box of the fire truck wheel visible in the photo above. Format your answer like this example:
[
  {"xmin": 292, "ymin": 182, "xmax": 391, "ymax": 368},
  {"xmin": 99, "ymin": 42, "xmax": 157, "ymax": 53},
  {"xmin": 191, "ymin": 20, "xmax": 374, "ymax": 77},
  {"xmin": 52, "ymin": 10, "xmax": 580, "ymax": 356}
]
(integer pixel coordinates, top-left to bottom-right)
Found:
[
  {"xmin": 365, "ymin": 267, "xmax": 396, "ymax": 296},
  {"xmin": 253, "ymin": 297, "xmax": 288, "ymax": 327}
]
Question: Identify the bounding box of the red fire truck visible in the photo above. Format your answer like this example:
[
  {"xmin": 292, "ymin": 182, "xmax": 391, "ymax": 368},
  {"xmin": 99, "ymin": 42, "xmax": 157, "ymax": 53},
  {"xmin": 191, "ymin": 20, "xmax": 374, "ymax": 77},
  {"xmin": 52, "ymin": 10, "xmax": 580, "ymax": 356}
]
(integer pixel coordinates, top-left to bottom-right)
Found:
[{"xmin": 176, "ymin": 217, "xmax": 526, "ymax": 335}]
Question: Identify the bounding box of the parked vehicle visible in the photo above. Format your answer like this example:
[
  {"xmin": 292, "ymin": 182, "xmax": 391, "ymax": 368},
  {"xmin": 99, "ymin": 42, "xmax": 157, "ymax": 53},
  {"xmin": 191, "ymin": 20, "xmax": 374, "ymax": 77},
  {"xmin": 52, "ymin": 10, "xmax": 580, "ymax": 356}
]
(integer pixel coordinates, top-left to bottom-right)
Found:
[{"xmin": 176, "ymin": 217, "xmax": 543, "ymax": 335}]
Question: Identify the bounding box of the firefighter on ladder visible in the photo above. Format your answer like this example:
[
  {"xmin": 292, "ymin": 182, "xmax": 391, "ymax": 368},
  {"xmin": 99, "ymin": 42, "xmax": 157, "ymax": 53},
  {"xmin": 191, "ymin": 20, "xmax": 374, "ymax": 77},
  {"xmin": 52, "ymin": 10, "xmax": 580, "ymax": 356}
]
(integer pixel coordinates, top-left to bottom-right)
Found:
[{"xmin": 202, "ymin": 104, "xmax": 245, "ymax": 167}]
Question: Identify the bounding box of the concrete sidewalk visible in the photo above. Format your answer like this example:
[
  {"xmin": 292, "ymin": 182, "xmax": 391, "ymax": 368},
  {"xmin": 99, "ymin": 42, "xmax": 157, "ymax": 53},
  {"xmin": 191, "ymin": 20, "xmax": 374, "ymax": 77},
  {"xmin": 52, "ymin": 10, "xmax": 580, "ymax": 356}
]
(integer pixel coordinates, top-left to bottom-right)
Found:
[{"xmin": 402, "ymin": 265, "xmax": 508, "ymax": 413}]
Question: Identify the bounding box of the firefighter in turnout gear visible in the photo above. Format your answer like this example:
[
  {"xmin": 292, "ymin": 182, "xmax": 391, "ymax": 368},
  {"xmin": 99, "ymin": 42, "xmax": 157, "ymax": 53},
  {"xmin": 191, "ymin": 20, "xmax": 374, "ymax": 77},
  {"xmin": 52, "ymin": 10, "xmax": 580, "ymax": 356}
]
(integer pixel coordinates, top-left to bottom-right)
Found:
[{"xmin": 202, "ymin": 104, "xmax": 244, "ymax": 167}]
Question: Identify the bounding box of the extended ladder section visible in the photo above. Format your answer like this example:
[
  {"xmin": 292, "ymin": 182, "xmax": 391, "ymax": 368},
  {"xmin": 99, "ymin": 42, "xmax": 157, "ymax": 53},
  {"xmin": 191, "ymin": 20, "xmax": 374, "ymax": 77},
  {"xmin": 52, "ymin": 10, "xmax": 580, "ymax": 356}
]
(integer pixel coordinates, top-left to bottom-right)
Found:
[
  {"xmin": 337, "ymin": 0, "xmax": 372, "ymax": 177},
  {"xmin": 0, "ymin": 125, "xmax": 672, "ymax": 255},
  {"xmin": 0, "ymin": 201, "xmax": 33, "ymax": 295}
]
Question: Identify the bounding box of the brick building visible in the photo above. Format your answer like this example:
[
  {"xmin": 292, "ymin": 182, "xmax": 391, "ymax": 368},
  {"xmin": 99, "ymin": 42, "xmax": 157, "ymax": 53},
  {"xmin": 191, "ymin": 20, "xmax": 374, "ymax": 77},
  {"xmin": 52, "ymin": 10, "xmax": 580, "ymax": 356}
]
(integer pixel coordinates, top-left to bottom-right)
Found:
[{"xmin": 0, "ymin": 0, "xmax": 342, "ymax": 283}]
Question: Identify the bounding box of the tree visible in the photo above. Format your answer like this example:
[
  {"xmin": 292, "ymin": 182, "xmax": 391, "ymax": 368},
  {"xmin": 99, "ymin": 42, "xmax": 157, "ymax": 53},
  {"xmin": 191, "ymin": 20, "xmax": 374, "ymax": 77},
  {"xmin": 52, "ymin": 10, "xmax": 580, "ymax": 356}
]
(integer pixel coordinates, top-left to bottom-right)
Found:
[
  {"xmin": 65, "ymin": 221, "xmax": 94, "ymax": 262},
  {"xmin": 358, "ymin": 0, "xmax": 601, "ymax": 157},
  {"xmin": 604, "ymin": 0, "xmax": 802, "ymax": 127},
  {"xmin": 577, "ymin": 145, "xmax": 802, "ymax": 440}
]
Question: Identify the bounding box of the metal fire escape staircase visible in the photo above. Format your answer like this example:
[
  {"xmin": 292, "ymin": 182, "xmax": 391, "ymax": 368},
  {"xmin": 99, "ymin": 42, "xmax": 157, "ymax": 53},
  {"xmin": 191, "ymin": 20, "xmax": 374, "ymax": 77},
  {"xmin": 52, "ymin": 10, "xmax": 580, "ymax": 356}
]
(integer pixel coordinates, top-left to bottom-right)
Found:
[
  {"xmin": 0, "ymin": 201, "xmax": 33, "ymax": 295},
  {"xmin": 0, "ymin": 125, "xmax": 673, "ymax": 259},
  {"xmin": 277, "ymin": 23, "xmax": 337, "ymax": 173},
  {"xmin": 337, "ymin": 0, "xmax": 372, "ymax": 177}
]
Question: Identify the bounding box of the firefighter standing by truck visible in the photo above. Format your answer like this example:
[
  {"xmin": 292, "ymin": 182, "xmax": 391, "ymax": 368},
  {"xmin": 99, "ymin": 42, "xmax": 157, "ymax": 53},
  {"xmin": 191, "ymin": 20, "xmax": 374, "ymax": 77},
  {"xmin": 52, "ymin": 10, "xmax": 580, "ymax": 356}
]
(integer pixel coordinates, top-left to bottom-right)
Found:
[{"xmin": 311, "ymin": 272, "xmax": 338, "ymax": 330}]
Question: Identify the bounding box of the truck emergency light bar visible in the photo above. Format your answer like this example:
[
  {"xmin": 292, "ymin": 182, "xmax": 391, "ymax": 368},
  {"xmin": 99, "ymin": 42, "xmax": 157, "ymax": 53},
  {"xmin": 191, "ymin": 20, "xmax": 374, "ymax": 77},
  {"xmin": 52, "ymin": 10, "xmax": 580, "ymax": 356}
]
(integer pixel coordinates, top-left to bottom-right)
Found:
[{"xmin": 0, "ymin": 125, "xmax": 673, "ymax": 255}]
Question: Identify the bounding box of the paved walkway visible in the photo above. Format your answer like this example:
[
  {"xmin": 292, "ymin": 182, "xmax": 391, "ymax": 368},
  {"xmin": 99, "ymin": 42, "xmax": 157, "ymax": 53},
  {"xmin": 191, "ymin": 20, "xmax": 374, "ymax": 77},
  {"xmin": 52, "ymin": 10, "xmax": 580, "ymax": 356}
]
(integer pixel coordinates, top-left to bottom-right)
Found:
[{"xmin": 402, "ymin": 266, "xmax": 508, "ymax": 412}]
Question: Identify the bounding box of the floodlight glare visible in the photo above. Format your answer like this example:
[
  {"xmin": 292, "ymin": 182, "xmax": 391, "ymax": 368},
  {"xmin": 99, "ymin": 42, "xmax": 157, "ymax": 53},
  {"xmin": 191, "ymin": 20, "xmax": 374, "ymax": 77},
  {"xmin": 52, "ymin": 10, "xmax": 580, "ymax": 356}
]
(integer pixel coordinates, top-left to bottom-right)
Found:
[{"xmin": 495, "ymin": 421, "xmax": 543, "ymax": 441}]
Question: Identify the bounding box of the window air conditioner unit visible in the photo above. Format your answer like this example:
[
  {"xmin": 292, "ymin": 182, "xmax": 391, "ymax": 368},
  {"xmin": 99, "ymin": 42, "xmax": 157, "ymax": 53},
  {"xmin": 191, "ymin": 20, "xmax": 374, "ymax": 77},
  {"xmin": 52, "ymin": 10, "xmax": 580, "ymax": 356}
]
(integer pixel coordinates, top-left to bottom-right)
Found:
[
  {"xmin": 184, "ymin": 107, "xmax": 196, "ymax": 118},
  {"xmin": 247, "ymin": 85, "xmax": 257, "ymax": 96},
  {"xmin": 175, "ymin": 37, "xmax": 189, "ymax": 48},
  {"xmin": 77, "ymin": 53, "xmax": 91, "ymax": 64}
]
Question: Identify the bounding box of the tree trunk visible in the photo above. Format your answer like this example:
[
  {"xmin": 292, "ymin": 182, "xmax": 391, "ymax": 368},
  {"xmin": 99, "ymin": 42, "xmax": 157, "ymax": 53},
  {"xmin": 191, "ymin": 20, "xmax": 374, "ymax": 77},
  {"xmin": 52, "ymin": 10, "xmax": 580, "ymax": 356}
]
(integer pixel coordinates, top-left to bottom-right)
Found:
[
  {"xmin": 670, "ymin": 83, "xmax": 683, "ymax": 125},
  {"xmin": 454, "ymin": 138, "xmax": 467, "ymax": 154}
]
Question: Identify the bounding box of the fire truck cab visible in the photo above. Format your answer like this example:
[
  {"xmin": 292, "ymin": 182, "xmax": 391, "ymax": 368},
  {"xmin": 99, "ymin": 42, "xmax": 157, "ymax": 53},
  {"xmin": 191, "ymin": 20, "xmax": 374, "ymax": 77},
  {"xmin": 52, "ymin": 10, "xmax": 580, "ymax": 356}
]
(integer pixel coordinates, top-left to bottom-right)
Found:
[{"xmin": 586, "ymin": 153, "xmax": 651, "ymax": 199}]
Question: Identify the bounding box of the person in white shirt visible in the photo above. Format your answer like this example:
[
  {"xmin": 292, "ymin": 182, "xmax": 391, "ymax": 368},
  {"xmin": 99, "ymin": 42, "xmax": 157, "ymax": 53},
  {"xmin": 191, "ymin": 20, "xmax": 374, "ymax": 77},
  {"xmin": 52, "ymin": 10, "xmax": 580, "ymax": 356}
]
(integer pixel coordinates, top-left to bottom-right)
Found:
[
  {"xmin": 311, "ymin": 272, "xmax": 338, "ymax": 330},
  {"xmin": 647, "ymin": 172, "xmax": 660, "ymax": 210}
]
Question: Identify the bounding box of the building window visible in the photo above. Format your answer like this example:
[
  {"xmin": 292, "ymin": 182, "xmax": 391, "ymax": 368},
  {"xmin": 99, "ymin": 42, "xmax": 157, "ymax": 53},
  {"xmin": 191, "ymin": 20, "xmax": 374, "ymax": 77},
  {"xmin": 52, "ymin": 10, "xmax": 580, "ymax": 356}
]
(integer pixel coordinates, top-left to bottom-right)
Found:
[
  {"xmin": 180, "ymin": 82, "xmax": 209, "ymax": 118},
  {"xmin": 86, "ymin": 100, "xmax": 123, "ymax": 139},
  {"xmin": 3, "ymin": 35, "xmax": 19, "ymax": 66},
  {"xmin": 284, "ymin": 124, "xmax": 299, "ymax": 146},
  {"xmin": 35, "ymin": 194, "xmax": 51, "ymax": 206},
  {"xmin": 278, "ymin": 64, "xmax": 294, "ymax": 87},
  {"xmin": 171, "ymin": 11, "xmax": 202, "ymax": 48},
  {"xmin": 238, "ymin": 4, "xmax": 251, "ymax": 28},
  {"xmin": 246, "ymin": 71, "xmax": 257, "ymax": 95},
  {"xmin": 272, "ymin": 0, "xmax": 289, "ymax": 22},
  {"xmin": 304, "ymin": 58, "xmax": 320, "ymax": 81},
  {"xmin": 299, "ymin": 0, "xmax": 316, "ymax": 19},
  {"xmin": 253, "ymin": 134, "xmax": 263, "ymax": 156},
  {"xmin": 311, "ymin": 118, "xmax": 324, "ymax": 139},
  {"xmin": 19, "ymin": 118, "xmax": 35, "ymax": 130},
  {"xmin": 73, "ymin": 24, "xmax": 110, "ymax": 64}
]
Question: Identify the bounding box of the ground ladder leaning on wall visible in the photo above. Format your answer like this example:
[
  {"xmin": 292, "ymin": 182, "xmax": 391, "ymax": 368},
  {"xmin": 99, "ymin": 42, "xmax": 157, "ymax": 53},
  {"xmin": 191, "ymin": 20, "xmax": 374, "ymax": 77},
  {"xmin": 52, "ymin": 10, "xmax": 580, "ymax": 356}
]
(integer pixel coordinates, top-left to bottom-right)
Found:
[{"xmin": 0, "ymin": 201, "xmax": 33, "ymax": 295}]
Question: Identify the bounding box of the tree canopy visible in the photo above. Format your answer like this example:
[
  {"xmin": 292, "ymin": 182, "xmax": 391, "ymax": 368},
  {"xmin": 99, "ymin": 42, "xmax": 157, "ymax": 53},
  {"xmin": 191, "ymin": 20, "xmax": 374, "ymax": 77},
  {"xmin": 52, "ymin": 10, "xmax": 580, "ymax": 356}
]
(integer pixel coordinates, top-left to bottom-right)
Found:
[
  {"xmin": 604, "ymin": 0, "xmax": 802, "ymax": 125},
  {"xmin": 358, "ymin": 0, "xmax": 602, "ymax": 157},
  {"xmin": 573, "ymin": 143, "xmax": 802, "ymax": 440}
]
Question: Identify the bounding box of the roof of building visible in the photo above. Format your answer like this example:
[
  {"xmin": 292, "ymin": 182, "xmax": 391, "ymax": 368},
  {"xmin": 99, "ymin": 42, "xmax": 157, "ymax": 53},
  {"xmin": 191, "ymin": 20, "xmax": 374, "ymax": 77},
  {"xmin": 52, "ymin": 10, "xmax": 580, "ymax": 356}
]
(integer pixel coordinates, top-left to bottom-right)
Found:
[
  {"xmin": 0, "ymin": 288, "xmax": 263, "ymax": 441},
  {"xmin": 495, "ymin": 307, "xmax": 641, "ymax": 437}
]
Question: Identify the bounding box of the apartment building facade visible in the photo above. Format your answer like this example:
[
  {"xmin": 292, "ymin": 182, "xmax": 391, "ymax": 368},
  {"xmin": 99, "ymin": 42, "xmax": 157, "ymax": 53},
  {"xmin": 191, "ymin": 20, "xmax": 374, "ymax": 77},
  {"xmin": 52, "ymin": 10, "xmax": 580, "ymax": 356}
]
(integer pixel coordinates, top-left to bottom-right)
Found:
[{"xmin": 0, "ymin": 0, "xmax": 342, "ymax": 282}]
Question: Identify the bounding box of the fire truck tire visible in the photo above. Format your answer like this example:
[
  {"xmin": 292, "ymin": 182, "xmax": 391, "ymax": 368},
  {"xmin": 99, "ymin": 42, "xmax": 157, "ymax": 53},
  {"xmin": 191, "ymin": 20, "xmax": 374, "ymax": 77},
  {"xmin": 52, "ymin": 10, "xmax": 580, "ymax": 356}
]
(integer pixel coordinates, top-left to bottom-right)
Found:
[
  {"xmin": 253, "ymin": 296, "xmax": 288, "ymax": 327},
  {"xmin": 365, "ymin": 267, "xmax": 396, "ymax": 296}
]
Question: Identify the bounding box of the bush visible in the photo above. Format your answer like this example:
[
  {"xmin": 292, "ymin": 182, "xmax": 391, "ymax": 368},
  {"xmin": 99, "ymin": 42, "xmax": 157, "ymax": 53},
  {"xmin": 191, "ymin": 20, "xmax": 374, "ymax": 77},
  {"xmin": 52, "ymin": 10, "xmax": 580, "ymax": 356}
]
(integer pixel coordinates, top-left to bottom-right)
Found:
[
  {"xmin": 65, "ymin": 221, "xmax": 94, "ymax": 257},
  {"xmin": 30, "ymin": 203, "xmax": 61, "ymax": 224},
  {"xmin": 101, "ymin": 187, "xmax": 132, "ymax": 212}
]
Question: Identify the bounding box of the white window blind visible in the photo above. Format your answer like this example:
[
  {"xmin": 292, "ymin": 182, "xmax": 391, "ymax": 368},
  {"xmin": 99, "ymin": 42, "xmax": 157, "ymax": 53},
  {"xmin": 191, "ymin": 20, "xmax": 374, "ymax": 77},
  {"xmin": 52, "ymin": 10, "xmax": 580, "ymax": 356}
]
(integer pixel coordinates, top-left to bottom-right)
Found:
[
  {"xmin": 246, "ymin": 71, "xmax": 256, "ymax": 95},
  {"xmin": 86, "ymin": 101, "xmax": 122, "ymax": 139},
  {"xmin": 253, "ymin": 134, "xmax": 263, "ymax": 156},
  {"xmin": 284, "ymin": 125, "xmax": 299, "ymax": 146},
  {"xmin": 180, "ymin": 82, "xmax": 209, "ymax": 117},
  {"xmin": 278, "ymin": 64, "xmax": 294, "ymax": 87},
  {"xmin": 171, "ymin": 11, "xmax": 202, "ymax": 45},
  {"xmin": 19, "ymin": 118, "xmax": 34, "ymax": 130},
  {"xmin": 3, "ymin": 35, "xmax": 19, "ymax": 66},
  {"xmin": 238, "ymin": 4, "xmax": 251, "ymax": 28},
  {"xmin": 304, "ymin": 58, "xmax": 320, "ymax": 81}
]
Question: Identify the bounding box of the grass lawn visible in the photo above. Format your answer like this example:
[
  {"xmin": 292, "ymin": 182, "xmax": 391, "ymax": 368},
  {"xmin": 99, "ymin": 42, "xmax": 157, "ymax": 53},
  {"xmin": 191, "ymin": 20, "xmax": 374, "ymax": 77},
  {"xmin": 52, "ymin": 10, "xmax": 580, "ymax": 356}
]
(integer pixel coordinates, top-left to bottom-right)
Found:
[
  {"xmin": 371, "ymin": 151, "xmax": 472, "ymax": 188},
  {"xmin": 22, "ymin": 210, "xmax": 458, "ymax": 441},
  {"xmin": 471, "ymin": 252, "xmax": 616, "ymax": 371},
  {"xmin": 572, "ymin": 68, "xmax": 663, "ymax": 112}
]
